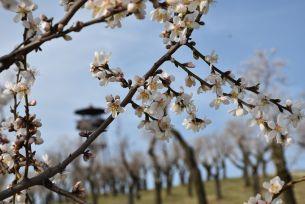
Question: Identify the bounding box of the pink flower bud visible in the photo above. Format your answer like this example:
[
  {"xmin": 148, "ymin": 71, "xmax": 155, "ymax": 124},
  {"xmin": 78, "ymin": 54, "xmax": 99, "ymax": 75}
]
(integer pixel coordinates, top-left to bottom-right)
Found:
[{"xmin": 29, "ymin": 100, "xmax": 37, "ymax": 106}]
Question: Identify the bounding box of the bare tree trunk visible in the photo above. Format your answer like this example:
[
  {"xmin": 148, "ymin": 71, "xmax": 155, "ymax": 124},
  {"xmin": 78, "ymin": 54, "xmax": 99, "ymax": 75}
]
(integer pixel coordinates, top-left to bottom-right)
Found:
[
  {"xmin": 271, "ymin": 143, "xmax": 297, "ymax": 204},
  {"xmin": 241, "ymin": 149, "xmax": 251, "ymax": 187},
  {"xmin": 242, "ymin": 165, "xmax": 251, "ymax": 187},
  {"xmin": 111, "ymin": 177, "xmax": 118, "ymax": 196},
  {"xmin": 120, "ymin": 183, "xmax": 126, "ymax": 194},
  {"xmin": 261, "ymin": 159, "xmax": 267, "ymax": 179},
  {"xmin": 202, "ymin": 163, "xmax": 212, "ymax": 181},
  {"xmin": 251, "ymin": 165, "xmax": 260, "ymax": 195},
  {"xmin": 89, "ymin": 179, "xmax": 99, "ymax": 204},
  {"xmin": 135, "ymin": 178, "xmax": 141, "ymax": 199},
  {"xmin": 172, "ymin": 129, "xmax": 208, "ymax": 204},
  {"xmin": 213, "ymin": 165, "xmax": 222, "ymax": 200},
  {"xmin": 165, "ymin": 171, "xmax": 173, "ymax": 195},
  {"xmin": 221, "ymin": 159, "xmax": 227, "ymax": 179},
  {"xmin": 142, "ymin": 167, "xmax": 148, "ymax": 191},
  {"xmin": 187, "ymin": 173, "xmax": 194, "ymax": 197},
  {"xmin": 128, "ymin": 184, "xmax": 135, "ymax": 204},
  {"xmin": 178, "ymin": 166, "xmax": 187, "ymax": 185},
  {"xmin": 148, "ymin": 138, "xmax": 163, "ymax": 204}
]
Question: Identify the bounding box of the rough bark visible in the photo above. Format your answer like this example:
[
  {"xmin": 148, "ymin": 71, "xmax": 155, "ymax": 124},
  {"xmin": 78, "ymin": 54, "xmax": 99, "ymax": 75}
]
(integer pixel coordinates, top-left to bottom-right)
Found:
[
  {"xmin": 178, "ymin": 165, "xmax": 187, "ymax": 185},
  {"xmin": 212, "ymin": 164, "xmax": 222, "ymax": 200},
  {"xmin": 271, "ymin": 143, "xmax": 297, "ymax": 204},
  {"xmin": 128, "ymin": 184, "xmax": 135, "ymax": 204},
  {"xmin": 221, "ymin": 159, "xmax": 227, "ymax": 180},
  {"xmin": 241, "ymin": 146, "xmax": 251, "ymax": 187},
  {"xmin": 202, "ymin": 163, "xmax": 212, "ymax": 181},
  {"xmin": 148, "ymin": 138, "xmax": 163, "ymax": 204},
  {"xmin": 165, "ymin": 172, "xmax": 173, "ymax": 195},
  {"xmin": 261, "ymin": 158, "xmax": 268, "ymax": 179},
  {"xmin": 187, "ymin": 173, "xmax": 194, "ymax": 197},
  {"xmin": 171, "ymin": 129, "xmax": 208, "ymax": 204},
  {"xmin": 251, "ymin": 165, "xmax": 260, "ymax": 195},
  {"xmin": 88, "ymin": 179, "xmax": 99, "ymax": 204}
]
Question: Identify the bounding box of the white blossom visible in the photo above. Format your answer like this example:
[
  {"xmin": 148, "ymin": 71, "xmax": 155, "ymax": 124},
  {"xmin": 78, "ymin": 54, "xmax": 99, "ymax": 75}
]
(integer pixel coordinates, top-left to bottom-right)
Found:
[
  {"xmin": 205, "ymin": 50, "xmax": 218, "ymax": 64},
  {"xmin": 147, "ymin": 92, "xmax": 170, "ymax": 118},
  {"xmin": 134, "ymin": 75, "xmax": 145, "ymax": 86},
  {"xmin": 265, "ymin": 114, "xmax": 288, "ymax": 143},
  {"xmin": 92, "ymin": 51, "xmax": 111, "ymax": 67},
  {"xmin": 206, "ymin": 73, "xmax": 223, "ymax": 95},
  {"xmin": 105, "ymin": 95, "xmax": 125, "ymax": 118},
  {"xmin": 244, "ymin": 194, "xmax": 264, "ymax": 204},
  {"xmin": 229, "ymin": 106, "xmax": 248, "ymax": 117},
  {"xmin": 171, "ymin": 92, "xmax": 195, "ymax": 114},
  {"xmin": 127, "ymin": 0, "xmax": 146, "ymax": 19},
  {"xmin": 155, "ymin": 116, "xmax": 173, "ymax": 140},
  {"xmin": 183, "ymin": 115, "xmax": 211, "ymax": 132},
  {"xmin": 150, "ymin": 8, "xmax": 170, "ymax": 23},
  {"xmin": 185, "ymin": 75, "xmax": 196, "ymax": 87},
  {"xmin": 22, "ymin": 13, "xmax": 42, "ymax": 38},
  {"xmin": 1, "ymin": 153, "xmax": 14, "ymax": 169},
  {"xmin": 263, "ymin": 176, "xmax": 284, "ymax": 194},
  {"xmin": 209, "ymin": 96, "xmax": 230, "ymax": 110},
  {"xmin": 1, "ymin": 0, "xmax": 37, "ymax": 22},
  {"xmin": 286, "ymin": 100, "xmax": 305, "ymax": 128},
  {"xmin": 136, "ymin": 88, "xmax": 151, "ymax": 103},
  {"xmin": 147, "ymin": 76, "xmax": 163, "ymax": 92}
]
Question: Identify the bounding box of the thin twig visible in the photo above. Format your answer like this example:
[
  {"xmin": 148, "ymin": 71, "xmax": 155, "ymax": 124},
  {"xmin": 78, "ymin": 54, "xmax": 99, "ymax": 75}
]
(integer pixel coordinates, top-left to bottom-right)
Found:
[
  {"xmin": 0, "ymin": 42, "xmax": 182, "ymax": 201},
  {"xmin": 186, "ymin": 43, "xmax": 292, "ymax": 113},
  {"xmin": 272, "ymin": 176, "xmax": 305, "ymax": 200},
  {"xmin": 43, "ymin": 180, "xmax": 86, "ymax": 204},
  {"xmin": 0, "ymin": 1, "xmax": 125, "ymax": 73}
]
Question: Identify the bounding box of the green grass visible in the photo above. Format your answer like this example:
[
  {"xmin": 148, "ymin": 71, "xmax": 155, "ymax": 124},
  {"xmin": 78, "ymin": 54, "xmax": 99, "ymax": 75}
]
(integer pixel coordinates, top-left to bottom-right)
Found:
[{"xmin": 96, "ymin": 175, "xmax": 305, "ymax": 204}]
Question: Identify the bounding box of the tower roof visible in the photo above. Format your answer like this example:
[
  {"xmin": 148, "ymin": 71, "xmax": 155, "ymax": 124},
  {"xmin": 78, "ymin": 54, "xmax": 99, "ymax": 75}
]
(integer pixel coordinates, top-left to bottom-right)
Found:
[{"xmin": 75, "ymin": 105, "xmax": 105, "ymax": 116}]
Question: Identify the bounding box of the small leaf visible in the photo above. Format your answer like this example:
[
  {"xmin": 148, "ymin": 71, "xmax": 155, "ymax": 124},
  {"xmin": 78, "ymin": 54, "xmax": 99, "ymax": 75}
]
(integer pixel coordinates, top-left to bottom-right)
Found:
[{"xmin": 63, "ymin": 35, "xmax": 72, "ymax": 41}]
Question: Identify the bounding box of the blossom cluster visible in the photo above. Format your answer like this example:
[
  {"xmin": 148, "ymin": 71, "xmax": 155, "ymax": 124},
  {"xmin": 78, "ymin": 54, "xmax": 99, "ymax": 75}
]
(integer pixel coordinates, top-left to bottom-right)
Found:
[
  {"xmin": 151, "ymin": 0, "xmax": 213, "ymax": 45},
  {"xmin": 85, "ymin": 0, "xmax": 147, "ymax": 28},
  {"xmin": 0, "ymin": 65, "xmax": 44, "ymax": 176},
  {"xmin": 90, "ymin": 51, "xmax": 126, "ymax": 87},
  {"xmin": 85, "ymin": 0, "xmax": 213, "ymax": 45},
  {"xmin": 0, "ymin": 86, "xmax": 11, "ymax": 117},
  {"xmin": 0, "ymin": 0, "xmax": 54, "ymax": 40},
  {"xmin": 90, "ymin": 52, "xmax": 211, "ymax": 140},
  {"xmin": 90, "ymin": 44, "xmax": 305, "ymax": 144},
  {"xmin": 245, "ymin": 176, "xmax": 284, "ymax": 204},
  {"xmin": 133, "ymin": 71, "xmax": 211, "ymax": 139},
  {"xmin": 171, "ymin": 47, "xmax": 305, "ymax": 145},
  {"xmin": 1, "ymin": 0, "xmax": 214, "ymax": 46}
]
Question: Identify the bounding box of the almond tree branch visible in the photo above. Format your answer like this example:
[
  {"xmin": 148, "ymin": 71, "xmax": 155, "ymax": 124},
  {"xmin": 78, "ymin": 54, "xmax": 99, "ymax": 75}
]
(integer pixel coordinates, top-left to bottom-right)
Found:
[
  {"xmin": 56, "ymin": 0, "xmax": 88, "ymax": 28},
  {"xmin": 0, "ymin": 42, "xmax": 182, "ymax": 201},
  {"xmin": 43, "ymin": 179, "xmax": 86, "ymax": 204},
  {"xmin": 186, "ymin": 43, "xmax": 292, "ymax": 113},
  {"xmin": 171, "ymin": 57, "xmax": 255, "ymax": 109},
  {"xmin": 272, "ymin": 176, "xmax": 305, "ymax": 200},
  {"xmin": 0, "ymin": 3, "xmax": 126, "ymax": 73},
  {"xmin": 170, "ymin": 57, "xmax": 212, "ymax": 88}
]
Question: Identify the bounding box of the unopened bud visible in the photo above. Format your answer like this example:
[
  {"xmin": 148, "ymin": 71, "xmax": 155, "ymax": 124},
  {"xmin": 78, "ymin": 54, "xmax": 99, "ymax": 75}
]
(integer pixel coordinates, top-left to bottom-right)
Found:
[
  {"xmin": 29, "ymin": 100, "xmax": 37, "ymax": 106},
  {"xmin": 40, "ymin": 14, "xmax": 47, "ymax": 21},
  {"xmin": 57, "ymin": 23, "xmax": 64, "ymax": 32}
]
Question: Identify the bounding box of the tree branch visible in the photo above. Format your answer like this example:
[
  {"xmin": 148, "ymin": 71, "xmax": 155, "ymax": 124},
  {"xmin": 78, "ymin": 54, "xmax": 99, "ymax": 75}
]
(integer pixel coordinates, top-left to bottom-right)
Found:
[
  {"xmin": 186, "ymin": 43, "xmax": 292, "ymax": 113},
  {"xmin": 0, "ymin": 4, "xmax": 126, "ymax": 73},
  {"xmin": 0, "ymin": 42, "xmax": 181, "ymax": 201},
  {"xmin": 272, "ymin": 176, "xmax": 305, "ymax": 200},
  {"xmin": 56, "ymin": 0, "xmax": 88, "ymax": 29},
  {"xmin": 43, "ymin": 180, "xmax": 86, "ymax": 204}
]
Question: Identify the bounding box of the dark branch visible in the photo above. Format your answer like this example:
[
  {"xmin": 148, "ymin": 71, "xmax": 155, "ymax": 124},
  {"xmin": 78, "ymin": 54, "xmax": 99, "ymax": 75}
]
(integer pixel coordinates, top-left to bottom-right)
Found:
[{"xmin": 43, "ymin": 180, "xmax": 86, "ymax": 204}]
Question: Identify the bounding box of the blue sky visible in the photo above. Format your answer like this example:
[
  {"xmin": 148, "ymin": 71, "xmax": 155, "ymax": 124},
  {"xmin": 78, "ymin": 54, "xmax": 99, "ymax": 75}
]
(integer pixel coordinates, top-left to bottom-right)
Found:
[{"xmin": 1, "ymin": 0, "xmax": 305, "ymax": 178}]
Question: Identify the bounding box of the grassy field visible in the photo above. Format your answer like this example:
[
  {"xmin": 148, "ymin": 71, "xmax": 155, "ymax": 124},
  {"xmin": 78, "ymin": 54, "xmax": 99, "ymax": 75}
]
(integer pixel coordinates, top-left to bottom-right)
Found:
[{"xmin": 96, "ymin": 175, "xmax": 305, "ymax": 204}]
